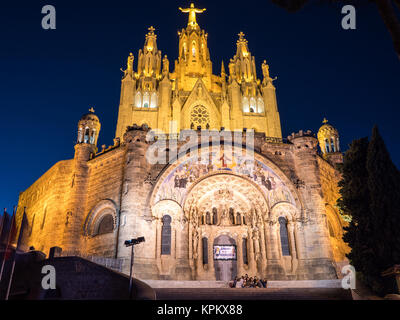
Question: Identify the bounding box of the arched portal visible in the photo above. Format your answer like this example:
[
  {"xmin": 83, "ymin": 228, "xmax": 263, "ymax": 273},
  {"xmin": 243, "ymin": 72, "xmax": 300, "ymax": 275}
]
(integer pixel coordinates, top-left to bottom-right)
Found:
[
  {"xmin": 214, "ymin": 235, "xmax": 237, "ymax": 281},
  {"xmin": 149, "ymin": 146, "xmax": 302, "ymax": 280}
]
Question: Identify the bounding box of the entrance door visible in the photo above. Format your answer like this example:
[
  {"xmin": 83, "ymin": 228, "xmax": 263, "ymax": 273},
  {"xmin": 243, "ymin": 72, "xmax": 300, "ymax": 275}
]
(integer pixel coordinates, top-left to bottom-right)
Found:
[{"xmin": 213, "ymin": 235, "xmax": 237, "ymax": 281}]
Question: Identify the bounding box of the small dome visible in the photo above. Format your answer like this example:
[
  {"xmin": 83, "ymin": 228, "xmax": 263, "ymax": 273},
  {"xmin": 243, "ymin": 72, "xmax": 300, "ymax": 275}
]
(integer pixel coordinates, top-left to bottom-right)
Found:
[
  {"xmin": 80, "ymin": 107, "xmax": 99, "ymax": 123},
  {"xmin": 317, "ymin": 118, "xmax": 340, "ymax": 155},
  {"xmin": 317, "ymin": 118, "xmax": 338, "ymax": 139}
]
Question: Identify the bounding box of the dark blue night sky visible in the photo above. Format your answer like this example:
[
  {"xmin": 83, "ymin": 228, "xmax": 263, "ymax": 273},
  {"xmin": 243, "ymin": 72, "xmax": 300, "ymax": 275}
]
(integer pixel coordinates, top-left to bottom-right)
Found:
[{"xmin": 1, "ymin": 0, "xmax": 399, "ymax": 213}]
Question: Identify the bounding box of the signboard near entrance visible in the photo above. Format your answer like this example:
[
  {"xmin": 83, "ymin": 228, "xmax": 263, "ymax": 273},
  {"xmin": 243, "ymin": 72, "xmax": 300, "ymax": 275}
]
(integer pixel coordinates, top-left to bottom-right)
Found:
[{"xmin": 213, "ymin": 245, "xmax": 237, "ymax": 260}]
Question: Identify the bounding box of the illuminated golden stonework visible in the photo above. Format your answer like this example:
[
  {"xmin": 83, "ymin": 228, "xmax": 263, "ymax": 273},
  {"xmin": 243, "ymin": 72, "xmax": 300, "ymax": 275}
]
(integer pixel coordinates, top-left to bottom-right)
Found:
[
  {"xmin": 179, "ymin": 3, "xmax": 206, "ymax": 28},
  {"xmin": 16, "ymin": 4, "xmax": 348, "ymax": 283},
  {"xmin": 190, "ymin": 105, "xmax": 210, "ymax": 128}
]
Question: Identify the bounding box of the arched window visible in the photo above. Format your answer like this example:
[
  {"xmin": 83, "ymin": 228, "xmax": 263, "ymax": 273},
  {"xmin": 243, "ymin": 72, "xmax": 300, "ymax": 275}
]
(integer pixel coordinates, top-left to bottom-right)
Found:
[
  {"xmin": 236, "ymin": 212, "xmax": 241, "ymax": 225},
  {"xmin": 331, "ymin": 138, "xmax": 336, "ymax": 152},
  {"xmin": 183, "ymin": 42, "xmax": 187, "ymax": 56},
  {"xmin": 325, "ymin": 139, "xmax": 330, "ymax": 153},
  {"xmin": 242, "ymin": 238, "xmax": 248, "ymax": 265},
  {"xmin": 242, "ymin": 97, "xmax": 249, "ymax": 113},
  {"xmin": 212, "ymin": 208, "xmax": 218, "ymax": 225},
  {"xmin": 77, "ymin": 127, "xmax": 83, "ymax": 143},
  {"xmin": 90, "ymin": 129, "xmax": 96, "ymax": 144},
  {"xmin": 278, "ymin": 217, "xmax": 290, "ymax": 256},
  {"xmin": 250, "ymin": 97, "xmax": 256, "ymax": 112},
  {"xmin": 150, "ymin": 92, "xmax": 157, "ymax": 108},
  {"xmin": 336, "ymin": 138, "xmax": 340, "ymax": 152},
  {"xmin": 202, "ymin": 237, "xmax": 208, "ymax": 264},
  {"xmin": 143, "ymin": 92, "xmax": 150, "ymax": 108},
  {"xmin": 206, "ymin": 212, "xmax": 211, "ymax": 225},
  {"xmin": 97, "ymin": 214, "xmax": 114, "ymax": 235},
  {"xmin": 192, "ymin": 41, "xmax": 196, "ymax": 57},
  {"xmin": 229, "ymin": 208, "xmax": 235, "ymax": 225},
  {"xmin": 84, "ymin": 127, "xmax": 90, "ymax": 143},
  {"xmin": 135, "ymin": 92, "xmax": 142, "ymax": 108},
  {"xmin": 161, "ymin": 215, "xmax": 172, "ymax": 255},
  {"xmin": 201, "ymin": 214, "xmax": 205, "ymax": 225}
]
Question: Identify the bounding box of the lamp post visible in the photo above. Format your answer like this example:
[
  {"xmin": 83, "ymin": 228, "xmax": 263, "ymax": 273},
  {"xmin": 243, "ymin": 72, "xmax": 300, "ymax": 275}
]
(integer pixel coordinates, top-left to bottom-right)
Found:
[{"xmin": 125, "ymin": 236, "xmax": 145, "ymax": 299}]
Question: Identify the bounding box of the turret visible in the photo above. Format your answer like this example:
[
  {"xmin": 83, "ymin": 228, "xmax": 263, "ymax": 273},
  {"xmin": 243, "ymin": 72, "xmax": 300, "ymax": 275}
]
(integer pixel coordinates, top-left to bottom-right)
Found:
[
  {"xmin": 260, "ymin": 60, "xmax": 282, "ymax": 138},
  {"xmin": 115, "ymin": 53, "xmax": 136, "ymax": 139},
  {"xmin": 135, "ymin": 26, "xmax": 161, "ymax": 108},
  {"xmin": 62, "ymin": 108, "xmax": 101, "ymax": 252},
  {"xmin": 76, "ymin": 108, "xmax": 101, "ymax": 160},
  {"xmin": 317, "ymin": 118, "xmax": 343, "ymax": 165}
]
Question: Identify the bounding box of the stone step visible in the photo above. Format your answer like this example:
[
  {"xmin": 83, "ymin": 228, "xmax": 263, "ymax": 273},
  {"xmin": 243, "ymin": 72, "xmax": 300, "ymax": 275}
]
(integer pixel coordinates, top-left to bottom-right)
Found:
[
  {"xmin": 154, "ymin": 288, "xmax": 353, "ymax": 300},
  {"xmin": 142, "ymin": 279, "xmax": 343, "ymax": 289},
  {"xmin": 143, "ymin": 280, "xmax": 229, "ymax": 288}
]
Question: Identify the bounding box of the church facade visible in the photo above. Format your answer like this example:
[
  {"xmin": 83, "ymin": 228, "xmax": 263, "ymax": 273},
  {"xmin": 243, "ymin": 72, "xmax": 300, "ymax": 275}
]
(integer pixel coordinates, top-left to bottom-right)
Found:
[{"xmin": 15, "ymin": 4, "xmax": 349, "ymax": 281}]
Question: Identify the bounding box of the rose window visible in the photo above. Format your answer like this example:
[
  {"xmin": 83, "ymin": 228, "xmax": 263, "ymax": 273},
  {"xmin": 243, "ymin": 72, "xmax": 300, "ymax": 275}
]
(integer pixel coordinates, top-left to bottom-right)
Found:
[{"xmin": 190, "ymin": 105, "xmax": 210, "ymax": 128}]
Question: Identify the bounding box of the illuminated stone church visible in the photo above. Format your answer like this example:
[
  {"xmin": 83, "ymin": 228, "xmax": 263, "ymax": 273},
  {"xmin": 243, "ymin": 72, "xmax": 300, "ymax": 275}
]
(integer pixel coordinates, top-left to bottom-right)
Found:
[{"xmin": 16, "ymin": 4, "xmax": 349, "ymax": 281}]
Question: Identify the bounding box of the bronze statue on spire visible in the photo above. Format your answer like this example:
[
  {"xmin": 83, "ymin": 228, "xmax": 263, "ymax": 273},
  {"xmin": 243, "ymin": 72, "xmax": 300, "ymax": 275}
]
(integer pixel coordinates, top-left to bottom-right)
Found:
[{"xmin": 179, "ymin": 3, "xmax": 206, "ymax": 28}]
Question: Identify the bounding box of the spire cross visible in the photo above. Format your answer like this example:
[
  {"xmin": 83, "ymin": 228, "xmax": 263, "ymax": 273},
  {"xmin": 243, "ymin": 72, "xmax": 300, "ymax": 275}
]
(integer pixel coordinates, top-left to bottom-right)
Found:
[
  {"xmin": 89, "ymin": 107, "xmax": 95, "ymax": 113},
  {"xmin": 179, "ymin": 3, "xmax": 206, "ymax": 27},
  {"xmin": 238, "ymin": 31, "xmax": 245, "ymax": 40},
  {"xmin": 148, "ymin": 26, "xmax": 155, "ymax": 34},
  {"xmin": 322, "ymin": 118, "xmax": 328, "ymax": 124}
]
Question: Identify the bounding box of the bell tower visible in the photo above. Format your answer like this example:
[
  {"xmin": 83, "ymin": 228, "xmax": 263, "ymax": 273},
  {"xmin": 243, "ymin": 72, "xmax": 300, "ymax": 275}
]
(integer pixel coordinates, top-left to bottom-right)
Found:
[{"xmin": 317, "ymin": 118, "xmax": 343, "ymax": 165}]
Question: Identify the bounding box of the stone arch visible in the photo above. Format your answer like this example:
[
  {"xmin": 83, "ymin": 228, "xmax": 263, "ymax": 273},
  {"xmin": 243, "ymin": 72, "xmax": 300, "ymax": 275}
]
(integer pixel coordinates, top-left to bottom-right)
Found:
[
  {"xmin": 325, "ymin": 204, "xmax": 348, "ymax": 262},
  {"xmin": 270, "ymin": 202, "xmax": 299, "ymax": 266},
  {"xmin": 180, "ymin": 80, "xmax": 221, "ymax": 130},
  {"xmin": 325, "ymin": 204, "xmax": 343, "ymax": 238},
  {"xmin": 84, "ymin": 199, "xmax": 118, "ymax": 237},
  {"xmin": 149, "ymin": 146, "xmax": 303, "ymax": 214},
  {"xmin": 182, "ymin": 172, "xmax": 269, "ymax": 219},
  {"xmin": 269, "ymin": 202, "xmax": 299, "ymax": 222},
  {"xmin": 151, "ymin": 199, "xmax": 185, "ymax": 221}
]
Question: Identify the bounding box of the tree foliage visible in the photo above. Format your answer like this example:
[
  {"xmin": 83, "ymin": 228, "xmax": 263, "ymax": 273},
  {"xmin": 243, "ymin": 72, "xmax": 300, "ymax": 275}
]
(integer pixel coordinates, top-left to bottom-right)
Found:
[{"xmin": 338, "ymin": 126, "xmax": 400, "ymax": 295}]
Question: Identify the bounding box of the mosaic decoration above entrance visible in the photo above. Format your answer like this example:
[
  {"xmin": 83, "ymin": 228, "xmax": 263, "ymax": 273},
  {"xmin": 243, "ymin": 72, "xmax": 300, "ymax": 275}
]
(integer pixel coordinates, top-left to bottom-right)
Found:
[{"xmin": 154, "ymin": 149, "xmax": 295, "ymax": 207}]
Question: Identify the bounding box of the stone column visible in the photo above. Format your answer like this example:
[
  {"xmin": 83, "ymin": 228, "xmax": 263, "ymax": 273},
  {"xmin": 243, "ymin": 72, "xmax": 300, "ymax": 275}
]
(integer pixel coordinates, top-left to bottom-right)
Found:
[
  {"xmin": 248, "ymin": 230, "xmax": 257, "ymax": 275},
  {"xmin": 236, "ymin": 234, "xmax": 245, "ymax": 277},
  {"xmin": 197, "ymin": 232, "xmax": 203, "ymax": 279},
  {"xmin": 265, "ymin": 224, "xmax": 273, "ymax": 260},
  {"xmin": 171, "ymin": 223, "xmax": 177, "ymax": 259},
  {"xmin": 287, "ymin": 222, "xmax": 297, "ymax": 259},
  {"xmin": 208, "ymin": 233, "xmax": 215, "ymax": 279},
  {"xmin": 259, "ymin": 224, "xmax": 268, "ymax": 276},
  {"xmin": 266, "ymin": 222, "xmax": 285, "ymax": 279},
  {"xmin": 155, "ymin": 219, "xmax": 162, "ymax": 271}
]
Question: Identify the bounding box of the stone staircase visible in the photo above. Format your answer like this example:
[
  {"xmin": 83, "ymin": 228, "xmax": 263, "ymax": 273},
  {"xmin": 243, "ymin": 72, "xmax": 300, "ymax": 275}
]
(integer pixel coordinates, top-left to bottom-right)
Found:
[
  {"xmin": 154, "ymin": 287, "xmax": 352, "ymax": 300},
  {"xmin": 143, "ymin": 280, "xmax": 353, "ymax": 300}
]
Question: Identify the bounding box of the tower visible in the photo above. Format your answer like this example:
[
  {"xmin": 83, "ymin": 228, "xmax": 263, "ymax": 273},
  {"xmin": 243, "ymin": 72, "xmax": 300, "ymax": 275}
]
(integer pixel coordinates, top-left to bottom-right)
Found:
[
  {"xmin": 317, "ymin": 118, "xmax": 343, "ymax": 165},
  {"xmin": 176, "ymin": 3, "xmax": 213, "ymax": 92},
  {"xmin": 76, "ymin": 107, "xmax": 101, "ymax": 155},
  {"xmin": 62, "ymin": 108, "xmax": 101, "ymax": 252},
  {"xmin": 228, "ymin": 32, "xmax": 282, "ymax": 137},
  {"xmin": 114, "ymin": 3, "xmax": 283, "ymax": 139}
]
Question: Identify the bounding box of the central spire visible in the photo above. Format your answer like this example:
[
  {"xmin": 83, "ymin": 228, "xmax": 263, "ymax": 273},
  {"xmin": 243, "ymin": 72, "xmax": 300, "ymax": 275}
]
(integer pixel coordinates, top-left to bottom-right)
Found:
[{"xmin": 179, "ymin": 3, "xmax": 206, "ymax": 29}]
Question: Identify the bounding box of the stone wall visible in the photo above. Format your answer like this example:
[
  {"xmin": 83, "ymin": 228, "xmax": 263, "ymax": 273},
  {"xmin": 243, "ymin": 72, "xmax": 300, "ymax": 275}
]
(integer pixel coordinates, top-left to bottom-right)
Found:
[
  {"xmin": 16, "ymin": 130, "xmax": 345, "ymax": 282},
  {"xmin": 317, "ymin": 156, "xmax": 350, "ymax": 263},
  {"xmin": 16, "ymin": 160, "xmax": 74, "ymax": 254}
]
